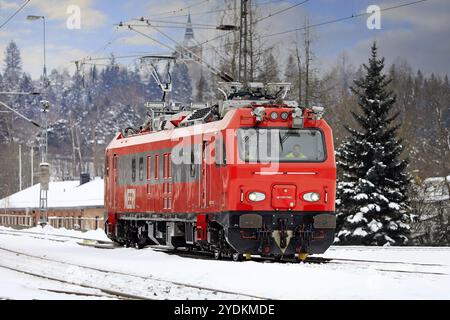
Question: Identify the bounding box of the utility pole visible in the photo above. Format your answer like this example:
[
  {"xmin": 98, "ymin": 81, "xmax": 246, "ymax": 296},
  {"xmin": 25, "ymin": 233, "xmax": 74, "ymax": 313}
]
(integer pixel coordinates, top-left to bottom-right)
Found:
[
  {"xmin": 239, "ymin": 0, "xmax": 249, "ymax": 84},
  {"xmin": 19, "ymin": 145, "xmax": 22, "ymax": 191},
  {"xmin": 248, "ymin": 0, "xmax": 254, "ymax": 82},
  {"xmin": 39, "ymin": 100, "xmax": 50, "ymax": 226},
  {"xmin": 304, "ymin": 18, "xmax": 311, "ymax": 107},
  {"xmin": 31, "ymin": 147, "xmax": 34, "ymax": 186},
  {"xmin": 28, "ymin": 14, "xmax": 50, "ymax": 226}
]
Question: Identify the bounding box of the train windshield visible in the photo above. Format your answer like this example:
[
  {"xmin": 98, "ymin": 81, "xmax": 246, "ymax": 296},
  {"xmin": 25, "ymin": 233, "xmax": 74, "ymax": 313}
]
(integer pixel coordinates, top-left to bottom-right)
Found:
[{"xmin": 237, "ymin": 128, "xmax": 326, "ymax": 163}]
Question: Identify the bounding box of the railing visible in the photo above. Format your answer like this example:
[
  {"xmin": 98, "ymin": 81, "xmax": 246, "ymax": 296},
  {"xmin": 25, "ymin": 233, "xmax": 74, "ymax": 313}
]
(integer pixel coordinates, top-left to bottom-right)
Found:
[
  {"xmin": 0, "ymin": 215, "xmax": 34, "ymax": 227},
  {"xmin": 0, "ymin": 215, "xmax": 104, "ymax": 231},
  {"xmin": 47, "ymin": 216, "xmax": 104, "ymax": 231}
]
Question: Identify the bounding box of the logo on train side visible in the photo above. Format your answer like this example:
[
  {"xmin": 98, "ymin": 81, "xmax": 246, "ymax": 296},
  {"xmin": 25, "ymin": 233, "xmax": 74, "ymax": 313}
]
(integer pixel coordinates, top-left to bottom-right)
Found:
[{"xmin": 125, "ymin": 189, "xmax": 136, "ymax": 209}]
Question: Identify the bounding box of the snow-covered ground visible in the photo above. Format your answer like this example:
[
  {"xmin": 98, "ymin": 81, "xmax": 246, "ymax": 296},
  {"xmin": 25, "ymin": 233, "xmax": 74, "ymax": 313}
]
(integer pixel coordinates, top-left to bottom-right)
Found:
[{"xmin": 0, "ymin": 226, "xmax": 449, "ymax": 300}]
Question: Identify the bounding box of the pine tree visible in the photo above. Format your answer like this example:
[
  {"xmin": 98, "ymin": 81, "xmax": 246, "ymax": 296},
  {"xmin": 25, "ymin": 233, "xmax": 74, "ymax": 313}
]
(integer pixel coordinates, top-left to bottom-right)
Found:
[
  {"xmin": 336, "ymin": 43, "xmax": 412, "ymax": 246},
  {"xmin": 257, "ymin": 50, "xmax": 280, "ymax": 83},
  {"xmin": 3, "ymin": 41, "xmax": 22, "ymax": 89},
  {"xmin": 171, "ymin": 63, "xmax": 192, "ymax": 103}
]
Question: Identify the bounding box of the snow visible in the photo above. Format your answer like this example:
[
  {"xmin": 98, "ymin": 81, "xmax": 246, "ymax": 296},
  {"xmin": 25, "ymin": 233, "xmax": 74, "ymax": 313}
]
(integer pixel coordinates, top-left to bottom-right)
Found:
[
  {"xmin": 354, "ymin": 193, "xmax": 369, "ymax": 200},
  {"xmin": 368, "ymin": 220, "xmax": 382, "ymax": 232},
  {"xmin": 346, "ymin": 212, "xmax": 366, "ymax": 223},
  {"xmin": 0, "ymin": 267, "xmax": 113, "ymax": 300},
  {"xmin": 0, "ymin": 178, "xmax": 104, "ymax": 209},
  {"xmin": 0, "ymin": 229, "xmax": 449, "ymax": 300},
  {"xmin": 0, "ymin": 225, "xmax": 110, "ymax": 242},
  {"xmin": 352, "ymin": 227, "xmax": 368, "ymax": 237},
  {"xmin": 388, "ymin": 202, "xmax": 401, "ymax": 210}
]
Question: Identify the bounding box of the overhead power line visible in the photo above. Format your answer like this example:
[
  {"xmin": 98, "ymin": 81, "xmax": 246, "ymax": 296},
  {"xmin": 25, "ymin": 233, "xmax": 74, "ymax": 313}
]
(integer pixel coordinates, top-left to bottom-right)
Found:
[
  {"xmin": 190, "ymin": 0, "xmax": 311, "ymax": 51},
  {"xmin": 147, "ymin": 0, "xmax": 210, "ymax": 18},
  {"xmin": 146, "ymin": 0, "xmax": 281, "ymax": 20},
  {"xmin": 255, "ymin": 0, "xmax": 310, "ymax": 23},
  {"xmin": 196, "ymin": 0, "xmax": 433, "ymax": 49},
  {"xmin": 0, "ymin": 0, "xmax": 31, "ymax": 29},
  {"xmin": 261, "ymin": 0, "xmax": 432, "ymax": 38}
]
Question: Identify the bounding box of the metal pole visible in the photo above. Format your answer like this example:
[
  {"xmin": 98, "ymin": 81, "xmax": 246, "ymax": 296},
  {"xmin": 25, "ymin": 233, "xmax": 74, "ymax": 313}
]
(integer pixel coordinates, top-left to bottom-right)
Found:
[
  {"xmin": 39, "ymin": 101, "xmax": 50, "ymax": 226},
  {"xmin": 31, "ymin": 147, "xmax": 34, "ymax": 186},
  {"xmin": 43, "ymin": 17, "xmax": 47, "ymax": 81},
  {"xmin": 19, "ymin": 144, "xmax": 22, "ymax": 191}
]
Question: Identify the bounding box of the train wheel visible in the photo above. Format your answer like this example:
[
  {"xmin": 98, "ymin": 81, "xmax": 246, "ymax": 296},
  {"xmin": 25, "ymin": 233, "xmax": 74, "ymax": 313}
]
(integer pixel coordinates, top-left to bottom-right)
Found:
[
  {"xmin": 213, "ymin": 249, "xmax": 222, "ymax": 260},
  {"xmin": 232, "ymin": 252, "xmax": 242, "ymax": 262}
]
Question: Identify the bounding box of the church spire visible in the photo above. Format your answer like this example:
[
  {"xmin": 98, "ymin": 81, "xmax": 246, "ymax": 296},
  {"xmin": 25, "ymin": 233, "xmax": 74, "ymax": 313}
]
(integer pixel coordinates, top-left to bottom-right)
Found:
[{"xmin": 184, "ymin": 13, "xmax": 194, "ymax": 40}]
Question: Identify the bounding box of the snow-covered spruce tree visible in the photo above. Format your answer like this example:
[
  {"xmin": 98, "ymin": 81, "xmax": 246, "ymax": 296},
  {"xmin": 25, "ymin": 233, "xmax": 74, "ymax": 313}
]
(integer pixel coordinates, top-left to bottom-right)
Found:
[{"xmin": 336, "ymin": 43, "xmax": 412, "ymax": 246}]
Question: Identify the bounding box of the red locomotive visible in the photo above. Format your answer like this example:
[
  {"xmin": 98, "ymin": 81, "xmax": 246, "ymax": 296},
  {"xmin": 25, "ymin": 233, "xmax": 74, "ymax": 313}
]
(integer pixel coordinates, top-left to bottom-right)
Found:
[{"xmin": 104, "ymin": 83, "xmax": 336, "ymax": 261}]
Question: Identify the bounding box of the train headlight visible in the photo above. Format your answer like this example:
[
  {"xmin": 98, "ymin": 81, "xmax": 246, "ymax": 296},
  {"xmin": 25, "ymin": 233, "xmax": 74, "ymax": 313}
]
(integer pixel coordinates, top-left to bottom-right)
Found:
[
  {"xmin": 248, "ymin": 192, "xmax": 266, "ymax": 202},
  {"xmin": 280, "ymin": 112, "xmax": 289, "ymax": 120},
  {"xmin": 303, "ymin": 192, "xmax": 320, "ymax": 202},
  {"xmin": 270, "ymin": 112, "xmax": 278, "ymax": 120}
]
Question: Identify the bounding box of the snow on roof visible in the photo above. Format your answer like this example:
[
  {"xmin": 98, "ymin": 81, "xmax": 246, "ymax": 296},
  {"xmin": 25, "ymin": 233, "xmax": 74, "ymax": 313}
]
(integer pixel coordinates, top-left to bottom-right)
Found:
[
  {"xmin": 0, "ymin": 179, "xmax": 104, "ymax": 209},
  {"xmin": 421, "ymin": 175, "xmax": 450, "ymax": 202}
]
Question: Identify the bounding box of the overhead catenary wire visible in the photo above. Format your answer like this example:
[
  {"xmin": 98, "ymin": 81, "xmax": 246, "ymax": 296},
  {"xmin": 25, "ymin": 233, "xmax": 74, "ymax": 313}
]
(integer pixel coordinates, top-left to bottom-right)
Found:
[
  {"xmin": 254, "ymin": 0, "xmax": 310, "ymax": 23},
  {"xmin": 148, "ymin": 0, "xmax": 279, "ymax": 20},
  {"xmin": 125, "ymin": 24, "xmax": 232, "ymax": 81},
  {"xmin": 118, "ymin": 23, "xmax": 220, "ymax": 30},
  {"xmin": 188, "ymin": 0, "xmax": 311, "ymax": 50},
  {"xmin": 0, "ymin": 0, "xmax": 31, "ymax": 29},
  {"xmin": 147, "ymin": 0, "xmax": 210, "ymax": 18},
  {"xmin": 136, "ymin": 19, "xmax": 220, "ymax": 28},
  {"xmin": 260, "ymin": 0, "xmax": 432, "ymax": 39},
  {"xmin": 194, "ymin": 0, "xmax": 434, "ymax": 50}
]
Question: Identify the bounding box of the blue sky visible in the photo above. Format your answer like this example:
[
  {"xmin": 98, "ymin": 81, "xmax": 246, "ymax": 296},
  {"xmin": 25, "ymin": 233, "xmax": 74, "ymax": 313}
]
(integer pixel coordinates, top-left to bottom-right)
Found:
[{"xmin": 0, "ymin": 0, "xmax": 449, "ymax": 79}]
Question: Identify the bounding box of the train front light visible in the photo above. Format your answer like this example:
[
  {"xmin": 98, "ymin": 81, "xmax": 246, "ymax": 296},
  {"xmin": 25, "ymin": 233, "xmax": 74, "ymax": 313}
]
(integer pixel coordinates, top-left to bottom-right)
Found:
[
  {"xmin": 248, "ymin": 192, "xmax": 266, "ymax": 202},
  {"xmin": 303, "ymin": 192, "xmax": 320, "ymax": 202}
]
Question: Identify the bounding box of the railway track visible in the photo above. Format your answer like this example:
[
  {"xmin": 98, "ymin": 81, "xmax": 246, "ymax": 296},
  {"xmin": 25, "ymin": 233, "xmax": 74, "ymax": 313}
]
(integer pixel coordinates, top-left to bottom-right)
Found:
[
  {"xmin": 154, "ymin": 247, "xmax": 448, "ymax": 276},
  {"xmin": 0, "ymin": 246, "xmax": 270, "ymax": 300},
  {"xmin": 0, "ymin": 229, "xmax": 112, "ymax": 244},
  {"xmin": 0, "ymin": 264, "xmax": 143, "ymax": 300},
  {"xmin": 0, "ymin": 228, "xmax": 447, "ymax": 277}
]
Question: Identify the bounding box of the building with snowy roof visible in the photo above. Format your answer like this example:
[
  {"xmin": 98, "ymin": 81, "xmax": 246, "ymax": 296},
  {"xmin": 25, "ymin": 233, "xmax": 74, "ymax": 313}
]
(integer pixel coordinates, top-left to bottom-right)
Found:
[
  {"xmin": 411, "ymin": 175, "xmax": 450, "ymax": 245},
  {"xmin": 0, "ymin": 178, "xmax": 104, "ymax": 231}
]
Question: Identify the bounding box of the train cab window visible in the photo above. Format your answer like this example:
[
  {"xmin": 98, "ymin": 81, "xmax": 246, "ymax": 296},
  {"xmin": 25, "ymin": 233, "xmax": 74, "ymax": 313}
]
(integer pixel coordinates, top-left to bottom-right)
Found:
[
  {"xmin": 237, "ymin": 128, "xmax": 326, "ymax": 163},
  {"xmin": 155, "ymin": 154, "xmax": 159, "ymax": 180},
  {"xmin": 146, "ymin": 155, "xmax": 151, "ymax": 180},
  {"xmin": 139, "ymin": 157, "xmax": 144, "ymax": 181},
  {"xmin": 131, "ymin": 158, "xmax": 136, "ymax": 182}
]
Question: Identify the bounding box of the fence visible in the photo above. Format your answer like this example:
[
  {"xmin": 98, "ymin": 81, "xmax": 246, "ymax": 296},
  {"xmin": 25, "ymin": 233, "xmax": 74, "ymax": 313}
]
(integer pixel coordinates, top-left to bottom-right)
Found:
[
  {"xmin": 0, "ymin": 214, "xmax": 104, "ymax": 231},
  {"xmin": 0, "ymin": 215, "xmax": 34, "ymax": 228},
  {"xmin": 47, "ymin": 216, "xmax": 104, "ymax": 231}
]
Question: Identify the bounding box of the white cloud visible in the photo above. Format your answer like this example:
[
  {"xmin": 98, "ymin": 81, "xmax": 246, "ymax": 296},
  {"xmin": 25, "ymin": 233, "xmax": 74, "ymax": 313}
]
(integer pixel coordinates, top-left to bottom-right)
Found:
[
  {"xmin": 28, "ymin": 0, "xmax": 107, "ymax": 30},
  {"xmin": 0, "ymin": 0, "xmax": 19, "ymax": 10}
]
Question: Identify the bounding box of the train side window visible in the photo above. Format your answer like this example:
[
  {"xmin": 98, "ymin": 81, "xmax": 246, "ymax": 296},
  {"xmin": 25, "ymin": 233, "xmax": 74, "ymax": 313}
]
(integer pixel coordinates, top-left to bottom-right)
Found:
[
  {"xmin": 146, "ymin": 155, "xmax": 151, "ymax": 180},
  {"xmin": 131, "ymin": 158, "xmax": 136, "ymax": 182},
  {"xmin": 190, "ymin": 148, "xmax": 196, "ymax": 178},
  {"xmin": 215, "ymin": 136, "xmax": 226, "ymax": 165},
  {"xmin": 168, "ymin": 154, "xmax": 171, "ymax": 178},
  {"xmin": 163, "ymin": 154, "xmax": 167, "ymax": 179},
  {"xmin": 105, "ymin": 157, "xmax": 109, "ymax": 176},
  {"xmin": 163, "ymin": 153, "xmax": 172, "ymax": 179},
  {"xmin": 155, "ymin": 154, "xmax": 159, "ymax": 180},
  {"xmin": 139, "ymin": 157, "xmax": 144, "ymax": 181}
]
